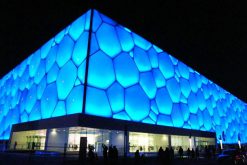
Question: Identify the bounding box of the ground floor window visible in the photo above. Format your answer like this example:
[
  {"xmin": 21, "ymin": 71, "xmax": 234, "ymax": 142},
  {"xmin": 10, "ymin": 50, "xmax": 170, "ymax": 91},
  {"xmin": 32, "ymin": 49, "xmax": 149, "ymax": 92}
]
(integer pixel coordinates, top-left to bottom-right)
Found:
[
  {"xmin": 129, "ymin": 132, "xmax": 169, "ymax": 153},
  {"xmin": 10, "ymin": 129, "xmax": 46, "ymax": 150}
]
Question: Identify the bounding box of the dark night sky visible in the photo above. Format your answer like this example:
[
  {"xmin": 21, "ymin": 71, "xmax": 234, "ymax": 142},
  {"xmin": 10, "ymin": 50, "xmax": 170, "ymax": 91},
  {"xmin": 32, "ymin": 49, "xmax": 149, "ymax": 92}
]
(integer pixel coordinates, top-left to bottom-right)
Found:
[{"xmin": 1, "ymin": 0, "xmax": 247, "ymax": 102}]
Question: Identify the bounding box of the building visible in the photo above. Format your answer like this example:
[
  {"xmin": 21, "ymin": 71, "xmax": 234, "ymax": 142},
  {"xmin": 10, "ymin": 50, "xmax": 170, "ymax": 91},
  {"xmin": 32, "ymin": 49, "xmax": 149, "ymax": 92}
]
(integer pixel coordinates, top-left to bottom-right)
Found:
[{"xmin": 0, "ymin": 9, "xmax": 246, "ymax": 155}]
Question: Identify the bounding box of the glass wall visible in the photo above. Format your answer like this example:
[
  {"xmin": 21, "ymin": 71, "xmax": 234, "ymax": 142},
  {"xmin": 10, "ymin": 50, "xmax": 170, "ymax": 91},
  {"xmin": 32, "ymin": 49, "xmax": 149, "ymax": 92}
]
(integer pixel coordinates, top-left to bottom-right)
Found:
[
  {"xmin": 67, "ymin": 127, "xmax": 124, "ymax": 156},
  {"xmin": 195, "ymin": 137, "xmax": 215, "ymax": 151},
  {"xmin": 10, "ymin": 129, "xmax": 46, "ymax": 150},
  {"xmin": 129, "ymin": 132, "xmax": 169, "ymax": 153},
  {"xmin": 171, "ymin": 135, "xmax": 192, "ymax": 153}
]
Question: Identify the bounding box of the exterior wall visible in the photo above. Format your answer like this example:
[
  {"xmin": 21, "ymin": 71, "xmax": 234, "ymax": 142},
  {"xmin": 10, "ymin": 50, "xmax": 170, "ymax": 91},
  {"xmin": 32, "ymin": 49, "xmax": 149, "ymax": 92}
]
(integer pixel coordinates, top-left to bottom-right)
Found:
[
  {"xmin": 85, "ymin": 10, "xmax": 247, "ymax": 143},
  {"xmin": 0, "ymin": 10, "xmax": 91, "ymax": 139},
  {"xmin": 0, "ymin": 9, "xmax": 247, "ymax": 143}
]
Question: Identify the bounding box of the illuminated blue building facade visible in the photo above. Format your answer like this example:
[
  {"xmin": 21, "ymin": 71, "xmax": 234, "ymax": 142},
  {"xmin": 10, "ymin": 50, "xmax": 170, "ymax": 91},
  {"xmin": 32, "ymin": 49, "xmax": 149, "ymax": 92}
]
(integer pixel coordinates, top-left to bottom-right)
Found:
[{"xmin": 0, "ymin": 9, "xmax": 247, "ymax": 144}]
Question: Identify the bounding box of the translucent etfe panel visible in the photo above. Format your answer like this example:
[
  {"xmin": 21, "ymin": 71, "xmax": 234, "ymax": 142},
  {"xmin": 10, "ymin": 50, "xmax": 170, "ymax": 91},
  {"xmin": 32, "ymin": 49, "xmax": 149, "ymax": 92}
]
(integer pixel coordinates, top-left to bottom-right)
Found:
[
  {"xmin": 86, "ymin": 10, "xmax": 247, "ymax": 144},
  {"xmin": 0, "ymin": 10, "xmax": 91, "ymax": 140}
]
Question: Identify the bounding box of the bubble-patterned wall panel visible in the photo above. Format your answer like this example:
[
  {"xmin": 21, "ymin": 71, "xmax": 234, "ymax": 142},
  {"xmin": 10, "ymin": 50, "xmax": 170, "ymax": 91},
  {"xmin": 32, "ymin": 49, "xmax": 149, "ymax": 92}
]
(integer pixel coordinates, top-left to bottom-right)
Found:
[
  {"xmin": 1, "ymin": 9, "xmax": 247, "ymax": 144},
  {"xmin": 85, "ymin": 10, "xmax": 247, "ymax": 143},
  {"xmin": 0, "ymin": 10, "xmax": 91, "ymax": 139}
]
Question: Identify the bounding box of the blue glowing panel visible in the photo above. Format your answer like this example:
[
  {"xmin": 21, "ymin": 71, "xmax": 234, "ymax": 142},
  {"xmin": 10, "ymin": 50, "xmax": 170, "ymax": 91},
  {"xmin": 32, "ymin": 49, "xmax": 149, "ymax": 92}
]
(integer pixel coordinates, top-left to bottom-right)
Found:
[
  {"xmin": 113, "ymin": 111, "xmax": 131, "ymax": 121},
  {"xmin": 72, "ymin": 32, "xmax": 89, "ymax": 66},
  {"xmin": 47, "ymin": 63, "xmax": 59, "ymax": 84},
  {"xmin": 56, "ymin": 36, "xmax": 74, "ymax": 68},
  {"xmin": 25, "ymin": 85, "xmax": 37, "ymax": 113},
  {"xmin": 158, "ymin": 52, "xmax": 174, "ymax": 79},
  {"xmin": 41, "ymin": 83, "xmax": 58, "ymax": 119},
  {"xmin": 46, "ymin": 45, "xmax": 58, "ymax": 72},
  {"xmin": 41, "ymin": 39, "xmax": 53, "ymax": 59},
  {"xmin": 52, "ymin": 101, "xmax": 66, "ymax": 117},
  {"xmin": 88, "ymin": 51, "xmax": 115, "ymax": 89},
  {"xmin": 29, "ymin": 50, "xmax": 41, "ymax": 77},
  {"xmin": 56, "ymin": 61, "xmax": 77, "ymax": 100},
  {"xmin": 133, "ymin": 47, "xmax": 151, "ymax": 72},
  {"xmin": 171, "ymin": 104, "xmax": 184, "ymax": 128},
  {"xmin": 66, "ymin": 85, "xmax": 83, "ymax": 114},
  {"xmin": 29, "ymin": 102, "xmax": 41, "ymax": 121},
  {"xmin": 114, "ymin": 52, "xmax": 139, "ymax": 87},
  {"xmin": 152, "ymin": 69, "xmax": 166, "ymax": 88},
  {"xmin": 116, "ymin": 26, "xmax": 134, "ymax": 52},
  {"xmin": 107, "ymin": 82, "xmax": 124, "ymax": 113},
  {"xmin": 96, "ymin": 23, "xmax": 121, "ymax": 57},
  {"xmin": 125, "ymin": 85, "xmax": 150, "ymax": 121},
  {"xmin": 34, "ymin": 60, "xmax": 46, "ymax": 84},
  {"xmin": 69, "ymin": 14, "xmax": 86, "ymax": 41},
  {"xmin": 85, "ymin": 87, "xmax": 112, "ymax": 117},
  {"xmin": 155, "ymin": 88, "xmax": 173, "ymax": 115},
  {"xmin": 148, "ymin": 47, "xmax": 159, "ymax": 68},
  {"xmin": 140, "ymin": 72, "xmax": 156, "ymax": 99},
  {"xmin": 166, "ymin": 78, "xmax": 181, "ymax": 103}
]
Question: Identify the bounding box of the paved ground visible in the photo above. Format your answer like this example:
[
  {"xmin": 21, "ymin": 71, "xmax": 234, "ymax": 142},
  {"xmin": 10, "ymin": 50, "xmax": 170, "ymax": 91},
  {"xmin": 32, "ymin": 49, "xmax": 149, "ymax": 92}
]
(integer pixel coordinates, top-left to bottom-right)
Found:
[{"xmin": 0, "ymin": 152, "xmax": 218, "ymax": 165}]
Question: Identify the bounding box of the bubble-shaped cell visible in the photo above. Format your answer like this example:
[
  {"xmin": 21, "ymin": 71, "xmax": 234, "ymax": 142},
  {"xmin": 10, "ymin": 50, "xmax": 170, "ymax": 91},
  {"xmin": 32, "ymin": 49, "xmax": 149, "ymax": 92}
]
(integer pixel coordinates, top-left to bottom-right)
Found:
[
  {"xmin": 72, "ymin": 32, "xmax": 89, "ymax": 66},
  {"xmin": 92, "ymin": 10, "xmax": 102, "ymax": 32},
  {"xmin": 180, "ymin": 103, "xmax": 190, "ymax": 121},
  {"xmin": 133, "ymin": 47, "xmax": 152, "ymax": 72},
  {"xmin": 180, "ymin": 78, "xmax": 191, "ymax": 98},
  {"xmin": 20, "ymin": 111, "xmax": 28, "ymax": 123},
  {"xmin": 25, "ymin": 85, "xmax": 37, "ymax": 113},
  {"xmin": 114, "ymin": 52, "xmax": 139, "ymax": 88},
  {"xmin": 213, "ymin": 109, "xmax": 221, "ymax": 125},
  {"xmin": 41, "ymin": 83, "xmax": 58, "ymax": 119},
  {"xmin": 41, "ymin": 38, "xmax": 53, "ymax": 59},
  {"xmin": 189, "ymin": 114, "xmax": 200, "ymax": 130},
  {"xmin": 69, "ymin": 14, "xmax": 86, "ymax": 41},
  {"xmin": 29, "ymin": 50, "xmax": 41, "ymax": 77},
  {"xmin": 189, "ymin": 72, "xmax": 198, "ymax": 93},
  {"xmin": 78, "ymin": 61, "xmax": 86, "ymax": 84},
  {"xmin": 157, "ymin": 114, "xmax": 173, "ymax": 127},
  {"xmin": 177, "ymin": 61, "xmax": 189, "ymax": 79},
  {"xmin": 55, "ymin": 29, "xmax": 65, "ymax": 44},
  {"xmin": 47, "ymin": 63, "xmax": 59, "ymax": 84},
  {"xmin": 46, "ymin": 45, "xmax": 58, "ymax": 72},
  {"xmin": 166, "ymin": 78, "xmax": 181, "ymax": 103},
  {"xmin": 148, "ymin": 47, "xmax": 158, "ymax": 68},
  {"xmin": 197, "ymin": 110, "xmax": 204, "ymax": 127},
  {"xmin": 149, "ymin": 111, "xmax": 157, "ymax": 123},
  {"xmin": 171, "ymin": 104, "xmax": 184, "ymax": 128},
  {"xmin": 106, "ymin": 82, "xmax": 124, "ymax": 113},
  {"xmin": 170, "ymin": 55, "xmax": 178, "ymax": 65},
  {"xmin": 132, "ymin": 33, "xmax": 151, "ymax": 50},
  {"xmin": 152, "ymin": 69, "xmax": 166, "ymax": 88},
  {"xmin": 17, "ymin": 60, "xmax": 27, "ymax": 77},
  {"xmin": 100, "ymin": 12, "xmax": 117, "ymax": 26},
  {"xmin": 29, "ymin": 102, "xmax": 41, "ymax": 121},
  {"xmin": 158, "ymin": 52, "xmax": 174, "ymax": 79},
  {"xmin": 113, "ymin": 111, "xmax": 131, "ymax": 121},
  {"xmin": 155, "ymin": 88, "xmax": 173, "ymax": 115},
  {"xmin": 37, "ymin": 76, "xmax": 46, "ymax": 100},
  {"xmin": 197, "ymin": 90, "xmax": 206, "ymax": 110},
  {"xmin": 57, "ymin": 61, "xmax": 77, "ymax": 100},
  {"xmin": 19, "ymin": 89, "xmax": 28, "ymax": 114},
  {"xmin": 52, "ymin": 101, "xmax": 66, "ymax": 117},
  {"xmin": 203, "ymin": 109, "xmax": 212, "ymax": 131},
  {"xmin": 96, "ymin": 23, "xmax": 121, "ymax": 57},
  {"xmin": 140, "ymin": 72, "xmax": 157, "ymax": 99},
  {"xmin": 151, "ymin": 100, "xmax": 159, "ymax": 115},
  {"xmin": 116, "ymin": 26, "xmax": 134, "ymax": 52},
  {"xmin": 85, "ymin": 87, "xmax": 112, "ymax": 117},
  {"xmin": 142, "ymin": 117, "xmax": 155, "ymax": 124},
  {"xmin": 34, "ymin": 60, "xmax": 46, "ymax": 84},
  {"xmin": 187, "ymin": 92, "xmax": 198, "ymax": 114},
  {"xmin": 56, "ymin": 35, "xmax": 74, "ymax": 67},
  {"xmin": 88, "ymin": 51, "xmax": 115, "ymax": 89},
  {"xmin": 125, "ymin": 85, "xmax": 150, "ymax": 121},
  {"xmin": 75, "ymin": 79, "xmax": 81, "ymax": 86},
  {"xmin": 66, "ymin": 85, "xmax": 83, "ymax": 115},
  {"xmin": 90, "ymin": 33, "xmax": 99, "ymax": 55}
]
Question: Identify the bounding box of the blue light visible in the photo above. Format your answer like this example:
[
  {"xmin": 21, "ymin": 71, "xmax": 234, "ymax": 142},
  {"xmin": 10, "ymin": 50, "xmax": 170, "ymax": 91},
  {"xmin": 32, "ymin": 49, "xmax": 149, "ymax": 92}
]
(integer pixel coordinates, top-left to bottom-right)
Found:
[
  {"xmin": 88, "ymin": 51, "xmax": 115, "ymax": 89},
  {"xmin": 125, "ymin": 85, "xmax": 150, "ymax": 121},
  {"xmin": 56, "ymin": 61, "xmax": 77, "ymax": 100},
  {"xmin": 114, "ymin": 52, "xmax": 139, "ymax": 87},
  {"xmin": 1, "ymin": 9, "xmax": 247, "ymax": 144},
  {"xmin": 86, "ymin": 87, "xmax": 112, "ymax": 117},
  {"xmin": 96, "ymin": 23, "xmax": 121, "ymax": 57}
]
